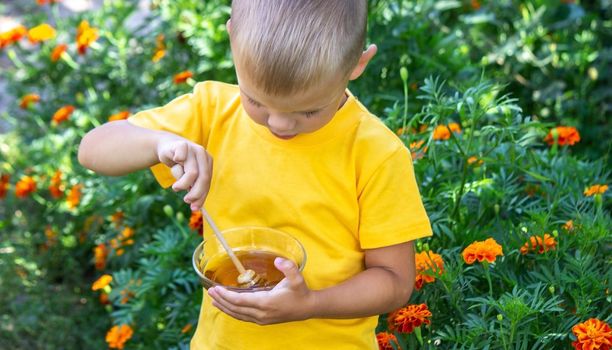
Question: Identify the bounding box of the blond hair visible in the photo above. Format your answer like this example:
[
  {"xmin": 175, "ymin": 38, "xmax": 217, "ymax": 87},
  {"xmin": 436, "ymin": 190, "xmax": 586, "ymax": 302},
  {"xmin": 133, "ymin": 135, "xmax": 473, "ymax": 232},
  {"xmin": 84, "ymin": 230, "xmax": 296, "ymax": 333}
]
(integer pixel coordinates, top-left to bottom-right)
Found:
[{"xmin": 230, "ymin": 0, "xmax": 367, "ymax": 96}]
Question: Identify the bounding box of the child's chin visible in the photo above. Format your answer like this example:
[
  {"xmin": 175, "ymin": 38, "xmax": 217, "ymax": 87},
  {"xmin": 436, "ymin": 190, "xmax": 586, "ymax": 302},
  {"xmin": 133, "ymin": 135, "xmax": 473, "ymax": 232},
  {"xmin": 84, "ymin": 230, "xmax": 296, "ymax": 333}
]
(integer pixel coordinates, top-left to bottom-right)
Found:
[{"xmin": 271, "ymin": 132, "xmax": 297, "ymax": 140}]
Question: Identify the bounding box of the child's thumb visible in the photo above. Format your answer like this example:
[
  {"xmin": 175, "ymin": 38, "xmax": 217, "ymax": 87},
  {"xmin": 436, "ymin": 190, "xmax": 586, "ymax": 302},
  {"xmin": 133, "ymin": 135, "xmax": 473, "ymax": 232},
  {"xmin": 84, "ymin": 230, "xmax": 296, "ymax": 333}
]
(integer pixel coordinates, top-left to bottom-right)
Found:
[{"xmin": 274, "ymin": 257, "xmax": 303, "ymax": 288}]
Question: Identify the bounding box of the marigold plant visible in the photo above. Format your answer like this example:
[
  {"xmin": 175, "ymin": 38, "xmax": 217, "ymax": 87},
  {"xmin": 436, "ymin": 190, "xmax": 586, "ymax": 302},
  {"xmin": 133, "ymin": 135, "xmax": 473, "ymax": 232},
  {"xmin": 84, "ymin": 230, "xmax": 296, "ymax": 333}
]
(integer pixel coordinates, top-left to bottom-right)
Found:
[
  {"xmin": 414, "ymin": 251, "xmax": 444, "ymax": 290},
  {"xmin": 584, "ymin": 184, "xmax": 608, "ymax": 196},
  {"xmin": 519, "ymin": 233, "xmax": 557, "ymax": 255},
  {"xmin": 462, "ymin": 238, "xmax": 503, "ymax": 264},
  {"xmin": 105, "ymin": 324, "xmax": 134, "ymax": 349},
  {"xmin": 544, "ymin": 126, "xmax": 580, "ymax": 146},
  {"xmin": 571, "ymin": 318, "xmax": 612, "ymax": 350},
  {"xmin": 388, "ymin": 303, "xmax": 432, "ymax": 334}
]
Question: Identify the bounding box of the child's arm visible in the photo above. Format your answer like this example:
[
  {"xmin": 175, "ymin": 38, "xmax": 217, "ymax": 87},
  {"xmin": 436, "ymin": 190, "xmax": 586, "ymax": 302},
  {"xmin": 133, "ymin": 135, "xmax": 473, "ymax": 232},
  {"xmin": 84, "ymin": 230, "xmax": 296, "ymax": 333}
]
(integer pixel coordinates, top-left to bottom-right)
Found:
[
  {"xmin": 207, "ymin": 241, "xmax": 415, "ymax": 324},
  {"xmin": 78, "ymin": 120, "xmax": 213, "ymax": 210}
]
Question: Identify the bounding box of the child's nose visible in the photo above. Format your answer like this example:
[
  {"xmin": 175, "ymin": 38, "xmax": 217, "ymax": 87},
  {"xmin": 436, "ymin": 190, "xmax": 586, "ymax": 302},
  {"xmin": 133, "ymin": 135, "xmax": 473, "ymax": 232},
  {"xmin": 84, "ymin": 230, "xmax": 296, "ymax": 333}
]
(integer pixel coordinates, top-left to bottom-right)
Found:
[{"xmin": 267, "ymin": 114, "xmax": 296, "ymax": 132}]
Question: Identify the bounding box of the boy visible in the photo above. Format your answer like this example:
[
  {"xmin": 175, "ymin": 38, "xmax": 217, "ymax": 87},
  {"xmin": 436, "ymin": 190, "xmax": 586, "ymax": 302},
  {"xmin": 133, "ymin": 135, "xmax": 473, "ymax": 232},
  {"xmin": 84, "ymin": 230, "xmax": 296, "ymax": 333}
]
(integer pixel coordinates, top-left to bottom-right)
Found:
[{"xmin": 78, "ymin": 1, "xmax": 432, "ymax": 349}]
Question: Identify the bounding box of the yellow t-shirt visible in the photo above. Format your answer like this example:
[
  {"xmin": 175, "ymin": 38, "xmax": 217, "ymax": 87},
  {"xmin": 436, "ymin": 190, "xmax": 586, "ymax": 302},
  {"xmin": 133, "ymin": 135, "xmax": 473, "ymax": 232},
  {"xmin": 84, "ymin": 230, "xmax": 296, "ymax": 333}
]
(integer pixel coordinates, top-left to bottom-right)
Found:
[{"xmin": 128, "ymin": 81, "xmax": 432, "ymax": 350}]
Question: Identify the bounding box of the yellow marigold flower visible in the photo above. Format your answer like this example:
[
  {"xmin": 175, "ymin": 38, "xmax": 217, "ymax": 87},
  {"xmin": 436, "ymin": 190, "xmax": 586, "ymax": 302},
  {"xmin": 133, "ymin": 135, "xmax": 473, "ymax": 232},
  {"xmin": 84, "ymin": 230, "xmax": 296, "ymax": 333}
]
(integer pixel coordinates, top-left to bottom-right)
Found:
[
  {"xmin": 27, "ymin": 23, "xmax": 56, "ymax": 43},
  {"xmin": 51, "ymin": 43, "xmax": 67, "ymax": 62},
  {"xmin": 189, "ymin": 210, "xmax": 203, "ymax": 234},
  {"xmin": 15, "ymin": 176, "xmax": 37, "ymax": 198},
  {"xmin": 462, "ymin": 238, "xmax": 503, "ymax": 264},
  {"xmin": 106, "ymin": 324, "xmax": 134, "ymax": 349},
  {"xmin": 433, "ymin": 122, "xmax": 461, "ymax": 140},
  {"xmin": 584, "ymin": 184, "xmax": 608, "ymax": 196},
  {"xmin": 571, "ymin": 318, "xmax": 612, "ymax": 350},
  {"xmin": 20, "ymin": 93, "xmax": 40, "ymax": 109},
  {"xmin": 388, "ymin": 303, "xmax": 432, "ymax": 334},
  {"xmin": 92, "ymin": 274, "xmax": 113, "ymax": 291},
  {"xmin": 0, "ymin": 25, "xmax": 27, "ymax": 49},
  {"xmin": 0, "ymin": 174, "xmax": 9, "ymax": 199},
  {"xmin": 173, "ymin": 70, "xmax": 193, "ymax": 84},
  {"xmin": 544, "ymin": 126, "xmax": 580, "ymax": 146},
  {"xmin": 108, "ymin": 111, "xmax": 130, "ymax": 122},
  {"xmin": 519, "ymin": 233, "xmax": 557, "ymax": 255},
  {"xmin": 376, "ymin": 332, "xmax": 401, "ymax": 350},
  {"xmin": 52, "ymin": 105, "xmax": 75, "ymax": 124},
  {"xmin": 48, "ymin": 170, "xmax": 63, "ymax": 198},
  {"xmin": 181, "ymin": 323, "xmax": 193, "ymax": 334},
  {"xmin": 66, "ymin": 184, "xmax": 83, "ymax": 208},
  {"xmin": 415, "ymin": 250, "xmax": 444, "ymax": 290},
  {"xmin": 94, "ymin": 243, "xmax": 108, "ymax": 270},
  {"xmin": 76, "ymin": 20, "xmax": 98, "ymax": 55},
  {"xmin": 152, "ymin": 34, "xmax": 166, "ymax": 62},
  {"xmin": 467, "ymin": 156, "xmax": 483, "ymax": 166}
]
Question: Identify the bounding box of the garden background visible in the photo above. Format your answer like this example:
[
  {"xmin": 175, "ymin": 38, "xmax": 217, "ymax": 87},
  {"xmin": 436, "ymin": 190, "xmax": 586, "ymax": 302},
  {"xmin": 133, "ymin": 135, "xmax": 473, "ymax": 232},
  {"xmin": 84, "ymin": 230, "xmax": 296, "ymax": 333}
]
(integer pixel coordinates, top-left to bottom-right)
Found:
[{"xmin": 0, "ymin": 0, "xmax": 610, "ymax": 349}]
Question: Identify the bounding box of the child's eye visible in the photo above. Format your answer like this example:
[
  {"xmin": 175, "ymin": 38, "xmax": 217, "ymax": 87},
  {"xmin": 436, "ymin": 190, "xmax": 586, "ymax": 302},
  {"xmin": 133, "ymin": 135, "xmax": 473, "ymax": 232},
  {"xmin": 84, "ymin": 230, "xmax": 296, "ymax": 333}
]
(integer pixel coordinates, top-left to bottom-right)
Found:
[
  {"xmin": 303, "ymin": 111, "xmax": 318, "ymax": 118},
  {"xmin": 247, "ymin": 97, "xmax": 262, "ymax": 107}
]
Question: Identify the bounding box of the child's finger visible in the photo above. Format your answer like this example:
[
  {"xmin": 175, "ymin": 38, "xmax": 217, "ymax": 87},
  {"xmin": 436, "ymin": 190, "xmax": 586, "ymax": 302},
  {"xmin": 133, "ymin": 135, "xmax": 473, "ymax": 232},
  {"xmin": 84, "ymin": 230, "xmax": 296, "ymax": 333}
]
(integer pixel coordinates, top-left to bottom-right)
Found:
[
  {"xmin": 274, "ymin": 257, "xmax": 304, "ymax": 289},
  {"xmin": 173, "ymin": 149, "xmax": 198, "ymax": 192},
  {"xmin": 184, "ymin": 148, "xmax": 212, "ymax": 210},
  {"xmin": 208, "ymin": 288, "xmax": 263, "ymax": 321},
  {"xmin": 172, "ymin": 141, "xmax": 188, "ymax": 163}
]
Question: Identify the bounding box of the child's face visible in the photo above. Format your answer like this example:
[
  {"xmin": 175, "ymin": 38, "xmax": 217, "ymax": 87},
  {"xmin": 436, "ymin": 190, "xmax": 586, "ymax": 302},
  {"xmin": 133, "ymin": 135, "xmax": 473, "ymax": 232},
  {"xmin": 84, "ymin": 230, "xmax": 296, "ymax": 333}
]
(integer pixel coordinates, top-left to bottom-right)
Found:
[{"xmin": 236, "ymin": 70, "xmax": 348, "ymax": 140}]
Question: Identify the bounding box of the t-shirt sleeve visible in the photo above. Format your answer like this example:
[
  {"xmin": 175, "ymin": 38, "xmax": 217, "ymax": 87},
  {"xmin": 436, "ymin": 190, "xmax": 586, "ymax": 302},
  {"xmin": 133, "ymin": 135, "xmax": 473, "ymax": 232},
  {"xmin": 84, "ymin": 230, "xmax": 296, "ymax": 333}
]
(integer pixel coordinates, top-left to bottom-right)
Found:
[
  {"xmin": 358, "ymin": 146, "xmax": 432, "ymax": 249},
  {"xmin": 127, "ymin": 82, "xmax": 212, "ymax": 188}
]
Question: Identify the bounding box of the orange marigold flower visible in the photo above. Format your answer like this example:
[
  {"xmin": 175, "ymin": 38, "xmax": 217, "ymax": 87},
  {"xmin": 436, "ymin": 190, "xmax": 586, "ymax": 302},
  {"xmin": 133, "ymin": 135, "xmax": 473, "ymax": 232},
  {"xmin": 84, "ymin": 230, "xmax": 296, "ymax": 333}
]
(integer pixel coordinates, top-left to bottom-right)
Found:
[
  {"xmin": 462, "ymin": 238, "xmax": 503, "ymax": 264},
  {"xmin": 409, "ymin": 140, "xmax": 428, "ymax": 160},
  {"xmin": 544, "ymin": 126, "xmax": 580, "ymax": 146},
  {"xmin": 152, "ymin": 34, "xmax": 166, "ymax": 62},
  {"xmin": 92, "ymin": 274, "xmax": 113, "ymax": 291},
  {"xmin": 584, "ymin": 184, "xmax": 608, "ymax": 197},
  {"xmin": 76, "ymin": 20, "xmax": 98, "ymax": 55},
  {"xmin": 415, "ymin": 251, "xmax": 444, "ymax": 290},
  {"xmin": 44, "ymin": 226, "xmax": 58, "ymax": 248},
  {"xmin": 37, "ymin": 0, "xmax": 61, "ymax": 5},
  {"xmin": 563, "ymin": 220, "xmax": 574, "ymax": 231},
  {"xmin": 52, "ymin": 105, "xmax": 75, "ymax": 124},
  {"xmin": 99, "ymin": 291, "xmax": 110, "ymax": 305},
  {"xmin": 0, "ymin": 25, "xmax": 27, "ymax": 49},
  {"xmin": 20, "ymin": 93, "xmax": 41, "ymax": 109},
  {"xmin": 94, "ymin": 243, "xmax": 108, "ymax": 270},
  {"xmin": 376, "ymin": 332, "xmax": 401, "ymax": 350},
  {"xmin": 467, "ymin": 156, "xmax": 483, "ymax": 166},
  {"xmin": 181, "ymin": 323, "xmax": 193, "ymax": 334},
  {"xmin": 27, "ymin": 23, "xmax": 56, "ymax": 43},
  {"xmin": 519, "ymin": 233, "xmax": 557, "ymax": 255},
  {"xmin": 50, "ymin": 43, "xmax": 67, "ymax": 62},
  {"xmin": 433, "ymin": 122, "xmax": 461, "ymax": 140},
  {"xmin": 471, "ymin": 0, "xmax": 481, "ymax": 10},
  {"xmin": 15, "ymin": 176, "xmax": 37, "ymax": 198},
  {"xmin": 48, "ymin": 170, "xmax": 63, "ymax": 198},
  {"xmin": 173, "ymin": 70, "xmax": 193, "ymax": 84},
  {"xmin": 120, "ymin": 289, "xmax": 135, "ymax": 304},
  {"xmin": 66, "ymin": 184, "xmax": 83, "ymax": 208},
  {"xmin": 388, "ymin": 303, "xmax": 432, "ymax": 334},
  {"xmin": 0, "ymin": 174, "xmax": 9, "ymax": 199},
  {"xmin": 106, "ymin": 324, "xmax": 134, "ymax": 350},
  {"xmin": 189, "ymin": 210, "xmax": 203, "ymax": 233},
  {"xmin": 571, "ymin": 318, "xmax": 612, "ymax": 350},
  {"xmin": 108, "ymin": 111, "xmax": 130, "ymax": 122}
]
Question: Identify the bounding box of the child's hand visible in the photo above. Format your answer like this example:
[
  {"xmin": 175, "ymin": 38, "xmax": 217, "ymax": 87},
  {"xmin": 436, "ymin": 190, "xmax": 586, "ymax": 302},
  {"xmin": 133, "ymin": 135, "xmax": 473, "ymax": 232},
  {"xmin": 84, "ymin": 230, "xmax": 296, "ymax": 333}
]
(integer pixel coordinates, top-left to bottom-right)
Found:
[
  {"xmin": 156, "ymin": 137, "xmax": 213, "ymax": 211},
  {"xmin": 207, "ymin": 257, "xmax": 315, "ymax": 325}
]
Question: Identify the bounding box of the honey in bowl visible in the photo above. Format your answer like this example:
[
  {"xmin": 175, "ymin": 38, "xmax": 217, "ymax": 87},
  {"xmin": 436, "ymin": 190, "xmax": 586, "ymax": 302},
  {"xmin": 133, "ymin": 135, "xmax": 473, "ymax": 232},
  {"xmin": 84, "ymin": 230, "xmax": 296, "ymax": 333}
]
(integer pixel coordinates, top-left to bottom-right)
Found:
[{"xmin": 203, "ymin": 250, "xmax": 286, "ymax": 288}]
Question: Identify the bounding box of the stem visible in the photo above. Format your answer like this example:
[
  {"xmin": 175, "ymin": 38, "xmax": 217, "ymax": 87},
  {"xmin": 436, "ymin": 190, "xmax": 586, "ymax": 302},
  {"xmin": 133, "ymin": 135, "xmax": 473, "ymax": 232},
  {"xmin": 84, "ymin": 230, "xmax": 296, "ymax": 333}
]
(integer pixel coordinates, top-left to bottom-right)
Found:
[
  {"xmin": 401, "ymin": 76, "xmax": 409, "ymax": 135},
  {"xmin": 499, "ymin": 318, "xmax": 509, "ymax": 350},
  {"xmin": 483, "ymin": 261, "xmax": 493, "ymax": 298}
]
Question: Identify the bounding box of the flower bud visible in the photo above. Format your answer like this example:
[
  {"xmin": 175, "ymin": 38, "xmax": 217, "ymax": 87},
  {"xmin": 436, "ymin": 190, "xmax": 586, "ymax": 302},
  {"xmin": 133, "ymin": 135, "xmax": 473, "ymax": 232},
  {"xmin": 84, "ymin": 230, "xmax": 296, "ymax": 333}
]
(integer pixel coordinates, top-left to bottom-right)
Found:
[
  {"xmin": 400, "ymin": 67, "xmax": 408, "ymax": 82},
  {"xmin": 163, "ymin": 205, "xmax": 174, "ymax": 217}
]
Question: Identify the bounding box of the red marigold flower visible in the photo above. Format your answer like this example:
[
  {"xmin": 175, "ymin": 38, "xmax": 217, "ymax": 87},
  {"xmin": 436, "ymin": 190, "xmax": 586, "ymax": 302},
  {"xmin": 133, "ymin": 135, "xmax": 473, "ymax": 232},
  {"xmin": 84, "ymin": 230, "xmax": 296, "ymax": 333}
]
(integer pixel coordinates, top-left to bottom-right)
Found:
[
  {"xmin": 189, "ymin": 210, "xmax": 203, "ymax": 234},
  {"xmin": 376, "ymin": 331, "xmax": 401, "ymax": 350},
  {"xmin": 433, "ymin": 122, "xmax": 461, "ymax": 141},
  {"xmin": 20, "ymin": 93, "xmax": 41, "ymax": 109},
  {"xmin": 571, "ymin": 318, "xmax": 612, "ymax": 350},
  {"xmin": 108, "ymin": 111, "xmax": 130, "ymax": 122},
  {"xmin": 462, "ymin": 238, "xmax": 503, "ymax": 264},
  {"xmin": 52, "ymin": 105, "xmax": 75, "ymax": 124},
  {"xmin": 66, "ymin": 184, "xmax": 83, "ymax": 208},
  {"xmin": 76, "ymin": 20, "xmax": 98, "ymax": 55},
  {"xmin": 106, "ymin": 324, "xmax": 134, "ymax": 349},
  {"xmin": 0, "ymin": 174, "xmax": 9, "ymax": 199},
  {"xmin": 48, "ymin": 170, "xmax": 63, "ymax": 198},
  {"xmin": 415, "ymin": 250, "xmax": 444, "ymax": 290},
  {"xmin": 94, "ymin": 243, "xmax": 108, "ymax": 270},
  {"xmin": 92, "ymin": 274, "xmax": 113, "ymax": 291},
  {"xmin": 388, "ymin": 303, "xmax": 432, "ymax": 334},
  {"xmin": 0, "ymin": 25, "xmax": 27, "ymax": 49},
  {"xmin": 51, "ymin": 43, "xmax": 67, "ymax": 62},
  {"xmin": 544, "ymin": 126, "xmax": 580, "ymax": 146},
  {"xmin": 27, "ymin": 23, "xmax": 56, "ymax": 43},
  {"xmin": 519, "ymin": 233, "xmax": 557, "ymax": 255},
  {"xmin": 173, "ymin": 70, "xmax": 193, "ymax": 84},
  {"xmin": 584, "ymin": 184, "xmax": 608, "ymax": 197},
  {"xmin": 15, "ymin": 176, "xmax": 36, "ymax": 198}
]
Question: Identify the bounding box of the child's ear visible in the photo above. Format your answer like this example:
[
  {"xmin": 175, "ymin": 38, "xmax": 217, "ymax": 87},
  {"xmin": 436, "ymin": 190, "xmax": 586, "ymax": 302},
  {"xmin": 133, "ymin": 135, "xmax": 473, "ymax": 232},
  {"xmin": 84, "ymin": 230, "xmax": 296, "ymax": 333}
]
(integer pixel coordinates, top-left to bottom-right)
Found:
[
  {"xmin": 226, "ymin": 19, "xmax": 232, "ymax": 35},
  {"xmin": 348, "ymin": 44, "xmax": 377, "ymax": 81}
]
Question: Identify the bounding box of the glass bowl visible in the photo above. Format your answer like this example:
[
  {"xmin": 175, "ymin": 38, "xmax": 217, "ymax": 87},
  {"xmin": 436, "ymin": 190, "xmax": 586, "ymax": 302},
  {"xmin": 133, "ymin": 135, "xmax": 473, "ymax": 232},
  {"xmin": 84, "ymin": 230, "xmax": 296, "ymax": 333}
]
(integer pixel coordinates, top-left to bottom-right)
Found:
[{"xmin": 192, "ymin": 226, "xmax": 306, "ymax": 292}]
